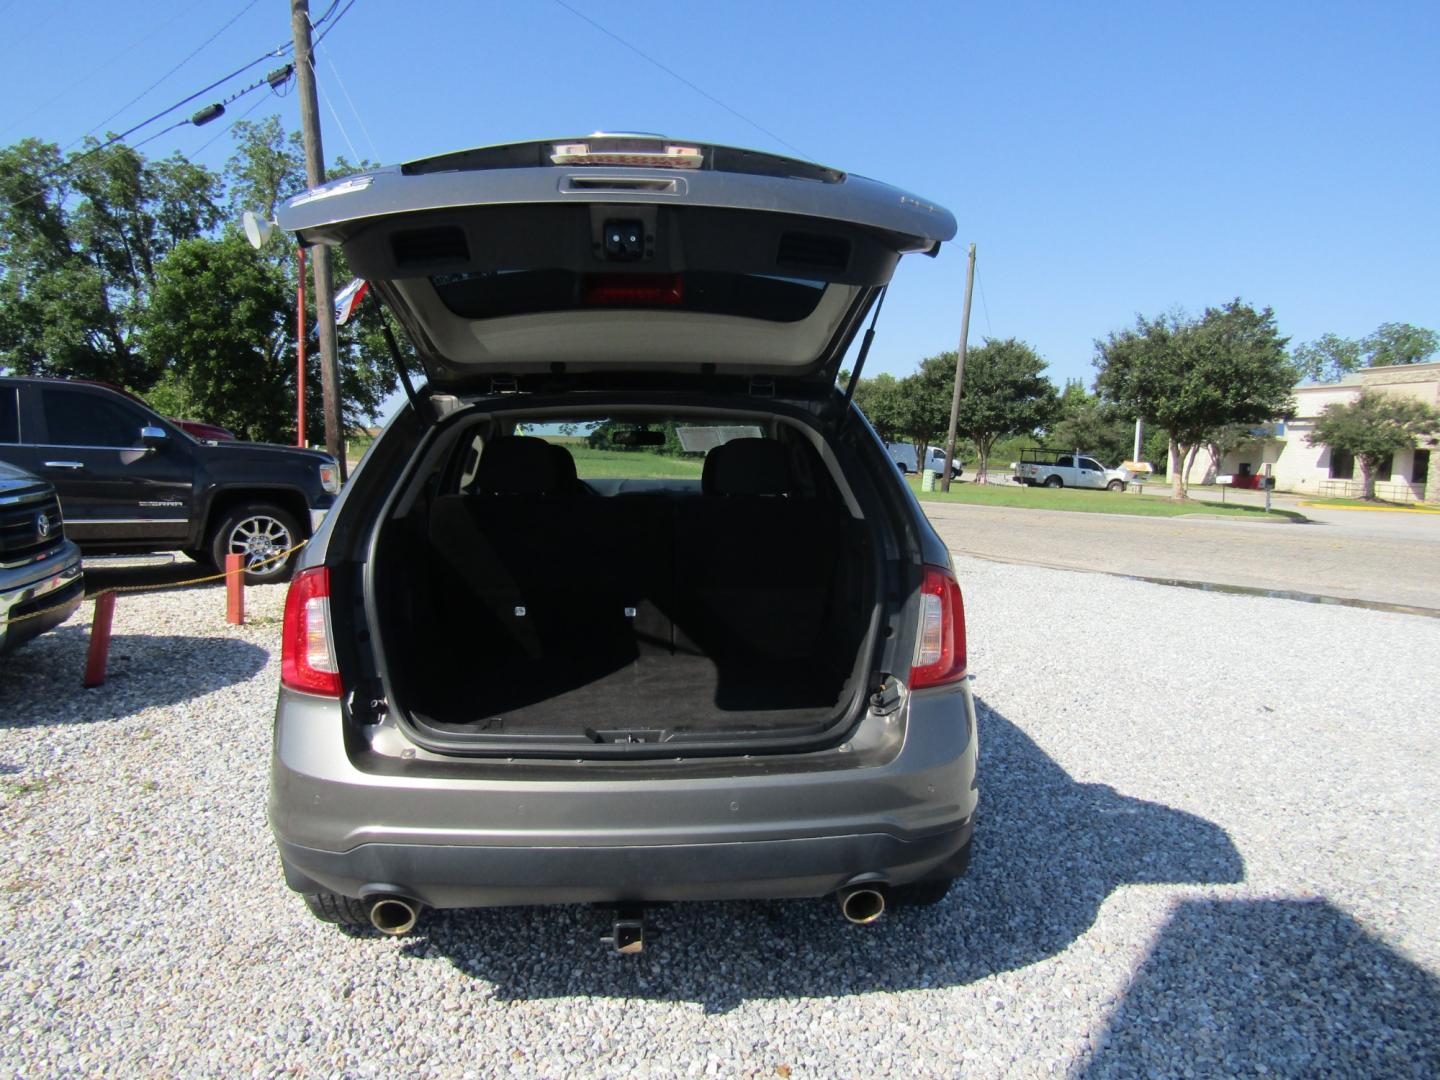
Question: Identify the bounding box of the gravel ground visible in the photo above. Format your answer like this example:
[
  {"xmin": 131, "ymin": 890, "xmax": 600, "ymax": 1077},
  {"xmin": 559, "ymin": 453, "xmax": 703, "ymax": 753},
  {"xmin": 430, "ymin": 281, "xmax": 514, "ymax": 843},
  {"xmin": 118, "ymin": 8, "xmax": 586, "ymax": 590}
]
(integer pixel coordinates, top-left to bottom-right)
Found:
[{"xmin": 2, "ymin": 559, "xmax": 1438, "ymax": 1078}]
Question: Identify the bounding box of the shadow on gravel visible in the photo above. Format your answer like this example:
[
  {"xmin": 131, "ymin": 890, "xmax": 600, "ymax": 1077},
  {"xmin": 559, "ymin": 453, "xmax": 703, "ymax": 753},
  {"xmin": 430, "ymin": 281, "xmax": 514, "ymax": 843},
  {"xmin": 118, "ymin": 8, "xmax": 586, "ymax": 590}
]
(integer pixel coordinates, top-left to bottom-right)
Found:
[
  {"xmin": 81, "ymin": 557, "xmax": 217, "ymax": 592},
  {"xmin": 0, "ymin": 625, "xmax": 269, "ymax": 727},
  {"xmin": 401, "ymin": 701, "xmax": 1245, "ymax": 1012},
  {"xmin": 1080, "ymin": 897, "xmax": 1440, "ymax": 1077}
]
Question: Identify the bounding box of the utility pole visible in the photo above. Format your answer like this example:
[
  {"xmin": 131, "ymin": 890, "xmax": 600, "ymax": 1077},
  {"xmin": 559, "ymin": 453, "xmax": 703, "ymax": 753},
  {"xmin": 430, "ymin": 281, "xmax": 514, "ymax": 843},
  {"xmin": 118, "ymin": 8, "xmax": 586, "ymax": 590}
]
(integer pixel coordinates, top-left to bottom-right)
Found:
[
  {"xmin": 940, "ymin": 243, "xmax": 976, "ymax": 491},
  {"xmin": 1132, "ymin": 416, "xmax": 1144, "ymax": 462},
  {"xmin": 290, "ymin": 0, "xmax": 345, "ymax": 479}
]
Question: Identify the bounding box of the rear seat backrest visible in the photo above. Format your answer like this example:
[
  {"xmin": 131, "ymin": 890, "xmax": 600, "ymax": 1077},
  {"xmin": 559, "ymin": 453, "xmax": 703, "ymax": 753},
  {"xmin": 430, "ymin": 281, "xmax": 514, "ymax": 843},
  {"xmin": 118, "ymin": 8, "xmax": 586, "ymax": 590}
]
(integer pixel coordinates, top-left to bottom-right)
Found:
[{"xmin": 680, "ymin": 437, "xmax": 847, "ymax": 659}]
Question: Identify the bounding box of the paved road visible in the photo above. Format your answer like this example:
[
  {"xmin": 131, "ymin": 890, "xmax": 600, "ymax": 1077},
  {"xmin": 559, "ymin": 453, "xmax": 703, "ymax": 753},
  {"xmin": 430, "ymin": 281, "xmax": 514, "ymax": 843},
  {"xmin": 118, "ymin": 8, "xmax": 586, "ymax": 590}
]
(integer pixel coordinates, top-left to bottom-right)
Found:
[{"xmin": 923, "ymin": 497, "xmax": 1440, "ymax": 611}]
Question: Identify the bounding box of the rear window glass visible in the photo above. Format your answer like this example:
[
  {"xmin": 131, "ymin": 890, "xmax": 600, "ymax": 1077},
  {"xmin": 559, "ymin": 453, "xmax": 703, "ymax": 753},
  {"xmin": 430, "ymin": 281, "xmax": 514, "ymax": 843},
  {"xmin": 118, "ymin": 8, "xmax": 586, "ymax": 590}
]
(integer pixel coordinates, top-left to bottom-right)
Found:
[
  {"xmin": 525, "ymin": 421, "xmax": 763, "ymax": 481},
  {"xmin": 0, "ymin": 388, "xmax": 17, "ymax": 443},
  {"xmin": 431, "ymin": 270, "xmax": 826, "ymax": 323}
]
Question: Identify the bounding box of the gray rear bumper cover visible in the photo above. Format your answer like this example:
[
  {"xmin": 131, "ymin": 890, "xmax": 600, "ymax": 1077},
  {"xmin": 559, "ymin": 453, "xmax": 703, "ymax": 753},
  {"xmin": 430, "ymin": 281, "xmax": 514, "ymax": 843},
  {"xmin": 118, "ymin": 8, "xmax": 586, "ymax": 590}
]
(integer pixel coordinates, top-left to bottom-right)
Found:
[{"xmin": 278, "ymin": 821, "xmax": 973, "ymax": 908}]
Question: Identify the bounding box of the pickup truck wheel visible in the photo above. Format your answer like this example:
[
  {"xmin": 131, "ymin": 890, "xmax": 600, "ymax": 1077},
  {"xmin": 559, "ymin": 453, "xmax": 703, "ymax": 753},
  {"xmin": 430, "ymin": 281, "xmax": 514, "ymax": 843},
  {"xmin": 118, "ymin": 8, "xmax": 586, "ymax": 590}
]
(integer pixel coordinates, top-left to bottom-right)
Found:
[
  {"xmin": 211, "ymin": 503, "xmax": 302, "ymax": 584},
  {"xmin": 1044, "ymin": 475, "xmax": 1063, "ymax": 488},
  {"xmin": 1107, "ymin": 479, "xmax": 1125, "ymax": 492}
]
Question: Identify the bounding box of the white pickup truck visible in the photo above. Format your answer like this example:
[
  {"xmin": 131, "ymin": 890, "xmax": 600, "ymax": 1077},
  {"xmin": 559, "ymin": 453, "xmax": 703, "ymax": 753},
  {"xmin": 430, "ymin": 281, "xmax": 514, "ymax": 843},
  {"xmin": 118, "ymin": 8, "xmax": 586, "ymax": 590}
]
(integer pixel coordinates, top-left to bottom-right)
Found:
[{"xmin": 1013, "ymin": 449, "xmax": 1130, "ymax": 491}]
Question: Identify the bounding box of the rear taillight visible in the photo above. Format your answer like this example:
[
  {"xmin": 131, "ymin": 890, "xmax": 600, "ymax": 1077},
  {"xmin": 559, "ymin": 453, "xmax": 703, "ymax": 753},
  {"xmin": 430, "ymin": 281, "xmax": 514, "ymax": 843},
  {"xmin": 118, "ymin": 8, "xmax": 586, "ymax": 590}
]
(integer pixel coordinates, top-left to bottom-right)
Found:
[
  {"xmin": 281, "ymin": 566, "xmax": 341, "ymax": 697},
  {"xmin": 908, "ymin": 564, "xmax": 967, "ymax": 690}
]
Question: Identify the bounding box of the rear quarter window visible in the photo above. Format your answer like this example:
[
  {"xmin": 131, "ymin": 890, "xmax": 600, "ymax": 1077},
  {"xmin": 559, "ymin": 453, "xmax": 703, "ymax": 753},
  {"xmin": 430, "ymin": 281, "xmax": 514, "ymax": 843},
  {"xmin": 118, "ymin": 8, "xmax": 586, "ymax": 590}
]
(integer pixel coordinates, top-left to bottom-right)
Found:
[{"xmin": 0, "ymin": 388, "xmax": 18, "ymax": 443}]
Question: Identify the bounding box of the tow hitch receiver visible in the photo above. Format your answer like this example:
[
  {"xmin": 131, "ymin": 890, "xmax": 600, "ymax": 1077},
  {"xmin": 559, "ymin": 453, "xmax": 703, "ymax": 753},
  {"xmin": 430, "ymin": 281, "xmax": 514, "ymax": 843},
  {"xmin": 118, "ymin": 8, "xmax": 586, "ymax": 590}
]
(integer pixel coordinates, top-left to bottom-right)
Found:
[{"xmin": 600, "ymin": 904, "xmax": 647, "ymax": 954}]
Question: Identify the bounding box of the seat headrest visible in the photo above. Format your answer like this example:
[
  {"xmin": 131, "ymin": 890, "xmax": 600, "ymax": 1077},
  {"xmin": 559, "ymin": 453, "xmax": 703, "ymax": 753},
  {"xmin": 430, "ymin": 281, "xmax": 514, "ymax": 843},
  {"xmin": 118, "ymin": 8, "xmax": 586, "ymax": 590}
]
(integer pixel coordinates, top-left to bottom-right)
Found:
[
  {"xmin": 473, "ymin": 436, "xmax": 565, "ymax": 494},
  {"xmin": 548, "ymin": 442, "xmax": 579, "ymax": 490},
  {"xmin": 701, "ymin": 438, "xmax": 794, "ymax": 496}
]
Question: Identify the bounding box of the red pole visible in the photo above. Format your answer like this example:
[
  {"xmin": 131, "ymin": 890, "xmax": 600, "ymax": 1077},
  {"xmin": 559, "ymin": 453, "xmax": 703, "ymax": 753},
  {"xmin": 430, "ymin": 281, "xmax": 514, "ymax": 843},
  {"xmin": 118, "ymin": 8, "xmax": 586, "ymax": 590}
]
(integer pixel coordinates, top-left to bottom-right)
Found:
[
  {"xmin": 82, "ymin": 593, "xmax": 117, "ymax": 688},
  {"xmin": 297, "ymin": 244, "xmax": 307, "ymax": 448},
  {"xmin": 225, "ymin": 553, "xmax": 245, "ymax": 626}
]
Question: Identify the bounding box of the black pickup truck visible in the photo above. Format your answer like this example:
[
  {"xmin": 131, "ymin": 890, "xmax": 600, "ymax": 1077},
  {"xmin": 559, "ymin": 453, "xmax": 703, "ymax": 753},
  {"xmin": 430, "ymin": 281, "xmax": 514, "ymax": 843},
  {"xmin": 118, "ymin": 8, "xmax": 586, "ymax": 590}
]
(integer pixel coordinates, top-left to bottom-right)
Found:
[{"xmin": 0, "ymin": 377, "xmax": 339, "ymax": 583}]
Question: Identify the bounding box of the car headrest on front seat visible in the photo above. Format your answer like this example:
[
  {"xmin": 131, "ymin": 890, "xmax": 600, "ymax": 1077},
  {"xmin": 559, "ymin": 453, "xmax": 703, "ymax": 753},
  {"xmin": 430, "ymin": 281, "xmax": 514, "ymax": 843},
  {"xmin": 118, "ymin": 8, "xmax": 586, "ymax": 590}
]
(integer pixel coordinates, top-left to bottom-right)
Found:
[
  {"xmin": 701, "ymin": 438, "xmax": 794, "ymax": 496},
  {"xmin": 472, "ymin": 435, "xmax": 565, "ymax": 494}
]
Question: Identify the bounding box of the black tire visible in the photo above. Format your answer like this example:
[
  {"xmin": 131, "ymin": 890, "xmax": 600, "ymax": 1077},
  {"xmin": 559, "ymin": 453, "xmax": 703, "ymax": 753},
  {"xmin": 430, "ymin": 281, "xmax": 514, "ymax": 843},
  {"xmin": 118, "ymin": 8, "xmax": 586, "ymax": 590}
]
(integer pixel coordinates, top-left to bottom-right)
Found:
[
  {"xmin": 1044, "ymin": 475, "xmax": 1063, "ymax": 488},
  {"xmin": 896, "ymin": 462, "xmax": 910, "ymax": 474},
  {"xmin": 210, "ymin": 502, "xmax": 303, "ymax": 585},
  {"xmin": 890, "ymin": 877, "xmax": 956, "ymax": 907},
  {"xmin": 302, "ymin": 890, "xmax": 373, "ymax": 930},
  {"xmin": 1107, "ymin": 479, "xmax": 1125, "ymax": 492}
]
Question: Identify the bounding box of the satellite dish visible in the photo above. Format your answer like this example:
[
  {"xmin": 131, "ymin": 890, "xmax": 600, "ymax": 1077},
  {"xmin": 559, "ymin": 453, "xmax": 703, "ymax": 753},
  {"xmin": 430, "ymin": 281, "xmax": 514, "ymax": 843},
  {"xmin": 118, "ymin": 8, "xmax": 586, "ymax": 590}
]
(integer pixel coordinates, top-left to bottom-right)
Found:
[{"xmin": 242, "ymin": 210, "xmax": 275, "ymax": 250}]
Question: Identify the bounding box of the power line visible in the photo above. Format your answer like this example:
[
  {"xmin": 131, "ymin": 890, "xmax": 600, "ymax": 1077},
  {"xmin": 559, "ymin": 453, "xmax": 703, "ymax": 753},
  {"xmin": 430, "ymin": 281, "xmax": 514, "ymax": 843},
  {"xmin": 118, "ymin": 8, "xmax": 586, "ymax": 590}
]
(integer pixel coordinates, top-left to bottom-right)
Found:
[
  {"xmin": 976, "ymin": 261, "xmax": 993, "ymax": 338},
  {"xmin": 0, "ymin": 1, "xmax": 204, "ymax": 139},
  {"xmin": 76, "ymin": 0, "xmax": 270, "ymax": 148},
  {"xmin": 319, "ymin": 40, "xmax": 379, "ymax": 162},
  {"xmin": 312, "ymin": 0, "xmax": 359, "ymax": 47},
  {"xmin": 312, "ymin": 59, "xmax": 361, "ymax": 164},
  {"xmin": 549, "ymin": 0, "xmax": 809, "ymax": 160},
  {"xmin": 189, "ymin": 87, "xmax": 273, "ymax": 157}
]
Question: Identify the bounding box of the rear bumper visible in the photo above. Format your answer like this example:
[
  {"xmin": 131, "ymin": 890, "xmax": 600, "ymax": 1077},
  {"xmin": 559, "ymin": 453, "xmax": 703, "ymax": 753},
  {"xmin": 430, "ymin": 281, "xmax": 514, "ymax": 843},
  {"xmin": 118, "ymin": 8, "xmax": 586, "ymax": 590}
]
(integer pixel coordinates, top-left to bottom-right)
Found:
[
  {"xmin": 278, "ymin": 821, "xmax": 973, "ymax": 908},
  {"xmin": 270, "ymin": 679, "xmax": 980, "ymax": 908}
]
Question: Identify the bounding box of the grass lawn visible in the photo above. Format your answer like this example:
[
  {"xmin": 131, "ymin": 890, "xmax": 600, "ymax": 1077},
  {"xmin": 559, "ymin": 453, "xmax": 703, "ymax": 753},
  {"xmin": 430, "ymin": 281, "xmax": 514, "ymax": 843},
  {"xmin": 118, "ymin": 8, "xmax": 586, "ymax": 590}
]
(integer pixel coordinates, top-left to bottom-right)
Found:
[
  {"xmin": 569, "ymin": 446, "xmax": 704, "ymax": 479},
  {"xmin": 911, "ymin": 477, "xmax": 1308, "ymax": 521}
]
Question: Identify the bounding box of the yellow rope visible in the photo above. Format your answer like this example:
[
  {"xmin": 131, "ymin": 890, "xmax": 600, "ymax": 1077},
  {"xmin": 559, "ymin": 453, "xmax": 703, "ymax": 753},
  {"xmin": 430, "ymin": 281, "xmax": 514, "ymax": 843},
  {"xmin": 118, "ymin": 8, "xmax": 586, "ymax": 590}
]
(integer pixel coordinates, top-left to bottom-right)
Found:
[{"xmin": 0, "ymin": 539, "xmax": 308, "ymax": 628}]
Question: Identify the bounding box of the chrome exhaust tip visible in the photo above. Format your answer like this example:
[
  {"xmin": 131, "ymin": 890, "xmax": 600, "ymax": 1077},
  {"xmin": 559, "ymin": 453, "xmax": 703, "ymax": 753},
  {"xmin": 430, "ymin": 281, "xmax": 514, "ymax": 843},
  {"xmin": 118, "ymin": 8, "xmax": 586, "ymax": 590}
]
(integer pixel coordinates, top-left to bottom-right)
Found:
[
  {"xmin": 368, "ymin": 896, "xmax": 420, "ymax": 935},
  {"xmin": 838, "ymin": 885, "xmax": 887, "ymax": 925}
]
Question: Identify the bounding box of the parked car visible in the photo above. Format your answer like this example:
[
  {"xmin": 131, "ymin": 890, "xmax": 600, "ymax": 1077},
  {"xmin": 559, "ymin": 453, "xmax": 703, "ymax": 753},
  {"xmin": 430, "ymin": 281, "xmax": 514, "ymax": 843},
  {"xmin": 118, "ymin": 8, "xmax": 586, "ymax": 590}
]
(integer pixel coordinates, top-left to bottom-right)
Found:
[
  {"xmin": 887, "ymin": 442, "xmax": 963, "ymax": 478},
  {"xmin": 0, "ymin": 461, "xmax": 84, "ymax": 657},
  {"xmin": 1013, "ymin": 448, "xmax": 1130, "ymax": 491},
  {"xmin": 267, "ymin": 134, "xmax": 979, "ymax": 944},
  {"xmin": 0, "ymin": 378, "xmax": 339, "ymax": 583}
]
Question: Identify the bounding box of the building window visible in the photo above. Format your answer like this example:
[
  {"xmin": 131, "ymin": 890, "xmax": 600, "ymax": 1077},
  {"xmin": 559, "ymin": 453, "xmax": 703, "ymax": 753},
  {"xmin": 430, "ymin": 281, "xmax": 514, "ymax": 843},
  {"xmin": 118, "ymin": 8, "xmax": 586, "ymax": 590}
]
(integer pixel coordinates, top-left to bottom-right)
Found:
[
  {"xmin": 1329, "ymin": 449, "xmax": 1354, "ymax": 480},
  {"xmin": 1374, "ymin": 453, "xmax": 1394, "ymax": 480},
  {"xmin": 1415, "ymin": 449, "xmax": 1432, "ymax": 484}
]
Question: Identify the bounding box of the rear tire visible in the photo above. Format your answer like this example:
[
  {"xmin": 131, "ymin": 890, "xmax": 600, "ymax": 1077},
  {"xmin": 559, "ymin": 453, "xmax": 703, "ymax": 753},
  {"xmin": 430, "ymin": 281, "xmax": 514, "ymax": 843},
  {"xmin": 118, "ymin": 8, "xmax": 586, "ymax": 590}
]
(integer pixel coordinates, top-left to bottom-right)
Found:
[
  {"xmin": 1107, "ymin": 479, "xmax": 1125, "ymax": 492},
  {"xmin": 891, "ymin": 877, "xmax": 956, "ymax": 907},
  {"xmin": 1044, "ymin": 475, "xmax": 1063, "ymax": 488},
  {"xmin": 210, "ymin": 502, "xmax": 302, "ymax": 585},
  {"xmin": 302, "ymin": 890, "xmax": 373, "ymax": 930}
]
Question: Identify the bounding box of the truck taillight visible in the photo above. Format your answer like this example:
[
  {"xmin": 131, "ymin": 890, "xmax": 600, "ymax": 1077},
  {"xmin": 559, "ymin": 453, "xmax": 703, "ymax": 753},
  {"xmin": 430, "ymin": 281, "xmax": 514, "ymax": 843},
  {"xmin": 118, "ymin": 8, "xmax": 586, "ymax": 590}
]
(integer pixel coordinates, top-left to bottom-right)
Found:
[
  {"xmin": 909, "ymin": 565, "xmax": 967, "ymax": 690},
  {"xmin": 281, "ymin": 566, "xmax": 341, "ymax": 697}
]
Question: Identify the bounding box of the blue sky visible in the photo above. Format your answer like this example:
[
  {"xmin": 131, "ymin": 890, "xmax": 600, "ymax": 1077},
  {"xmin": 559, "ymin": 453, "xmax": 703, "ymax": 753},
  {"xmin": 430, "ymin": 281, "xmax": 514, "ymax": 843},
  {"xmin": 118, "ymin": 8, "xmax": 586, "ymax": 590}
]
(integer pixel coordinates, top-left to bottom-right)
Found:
[{"xmin": 2, "ymin": 0, "xmax": 1437, "ymax": 404}]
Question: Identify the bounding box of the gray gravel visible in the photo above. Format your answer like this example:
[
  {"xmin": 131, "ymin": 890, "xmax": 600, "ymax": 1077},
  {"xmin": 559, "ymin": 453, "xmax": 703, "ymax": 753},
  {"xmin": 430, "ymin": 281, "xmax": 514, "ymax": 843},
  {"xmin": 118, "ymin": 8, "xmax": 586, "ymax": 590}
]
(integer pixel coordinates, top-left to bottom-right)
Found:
[{"xmin": 1, "ymin": 558, "xmax": 1438, "ymax": 1078}]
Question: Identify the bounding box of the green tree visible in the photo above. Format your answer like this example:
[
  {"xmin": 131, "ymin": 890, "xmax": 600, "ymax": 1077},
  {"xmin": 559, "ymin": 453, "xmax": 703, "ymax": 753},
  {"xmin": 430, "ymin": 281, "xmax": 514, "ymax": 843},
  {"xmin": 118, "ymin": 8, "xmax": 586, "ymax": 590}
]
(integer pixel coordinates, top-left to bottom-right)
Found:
[
  {"xmin": 1293, "ymin": 322, "xmax": 1437, "ymax": 382},
  {"xmin": 1364, "ymin": 322, "xmax": 1439, "ymax": 368},
  {"xmin": 140, "ymin": 234, "xmax": 298, "ymax": 442},
  {"xmin": 947, "ymin": 339, "xmax": 1059, "ymax": 482},
  {"xmin": 851, "ymin": 372, "xmax": 906, "ymax": 442},
  {"xmin": 1096, "ymin": 300, "xmax": 1295, "ymax": 500},
  {"xmin": 893, "ymin": 356, "xmax": 954, "ymax": 463},
  {"xmin": 0, "ymin": 137, "xmax": 219, "ymax": 387},
  {"xmin": 1046, "ymin": 378, "xmax": 1134, "ymax": 465},
  {"xmin": 1306, "ymin": 391, "xmax": 1440, "ymax": 500}
]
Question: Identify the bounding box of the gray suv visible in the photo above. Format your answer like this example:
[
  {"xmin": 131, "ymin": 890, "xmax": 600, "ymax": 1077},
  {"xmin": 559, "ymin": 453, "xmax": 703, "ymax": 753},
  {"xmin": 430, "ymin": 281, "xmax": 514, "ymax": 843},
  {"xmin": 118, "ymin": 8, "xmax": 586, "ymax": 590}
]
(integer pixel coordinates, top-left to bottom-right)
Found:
[{"xmin": 268, "ymin": 135, "xmax": 978, "ymax": 943}]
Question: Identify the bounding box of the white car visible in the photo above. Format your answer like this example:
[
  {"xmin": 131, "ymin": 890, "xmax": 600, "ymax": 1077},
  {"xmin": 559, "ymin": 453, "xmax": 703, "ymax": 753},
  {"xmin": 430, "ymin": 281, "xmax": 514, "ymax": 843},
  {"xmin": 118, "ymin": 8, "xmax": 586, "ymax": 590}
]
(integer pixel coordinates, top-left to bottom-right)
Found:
[{"xmin": 887, "ymin": 443, "xmax": 963, "ymax": 478}]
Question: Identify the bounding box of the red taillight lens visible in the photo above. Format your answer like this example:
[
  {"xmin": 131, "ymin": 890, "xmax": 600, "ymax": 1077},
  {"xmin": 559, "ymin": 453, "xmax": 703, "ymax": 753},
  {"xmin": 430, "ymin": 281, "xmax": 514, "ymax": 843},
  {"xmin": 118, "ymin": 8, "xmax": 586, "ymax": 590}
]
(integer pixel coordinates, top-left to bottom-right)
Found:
[
  {"xmin": 281, "ymin": 566, "xmax": 341, "ymax": 697},
  {"xmin": 583, "ymin": 273, "xmax": 684, "ymax": 306},
  {"xmin": 908, "ymin": 565, "xmax": 967, "ymax": 690}
]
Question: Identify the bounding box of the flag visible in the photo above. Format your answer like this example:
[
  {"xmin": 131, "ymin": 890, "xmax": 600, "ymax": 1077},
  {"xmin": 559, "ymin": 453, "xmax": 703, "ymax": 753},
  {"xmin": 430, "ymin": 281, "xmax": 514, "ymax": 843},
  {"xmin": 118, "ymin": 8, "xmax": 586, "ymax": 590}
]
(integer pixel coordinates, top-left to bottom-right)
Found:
[{"xmin": 334, "ymin": 278, "xmax": 369, "ymax": 325}]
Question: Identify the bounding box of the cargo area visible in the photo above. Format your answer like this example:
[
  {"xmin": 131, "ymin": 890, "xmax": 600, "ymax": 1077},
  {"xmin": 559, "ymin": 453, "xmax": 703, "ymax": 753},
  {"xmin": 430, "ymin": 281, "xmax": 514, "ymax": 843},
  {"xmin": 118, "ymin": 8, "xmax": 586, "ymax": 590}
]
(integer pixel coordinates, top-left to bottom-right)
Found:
[{"xmin": 370, "ymin": 430, "xmax": 877, "ymax": 749}]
